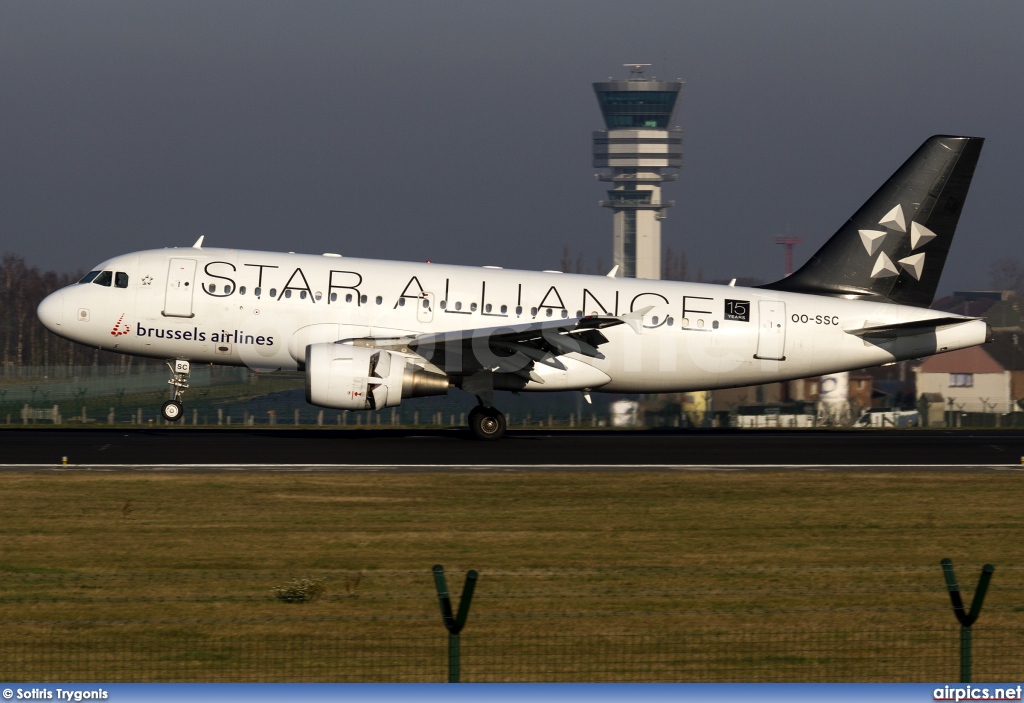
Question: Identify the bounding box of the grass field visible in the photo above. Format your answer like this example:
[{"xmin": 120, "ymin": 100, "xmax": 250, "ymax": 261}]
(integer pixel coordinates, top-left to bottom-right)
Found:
[{"xmin": 0, "ymin": 470, "xmax": 1021, "ymax": 681}]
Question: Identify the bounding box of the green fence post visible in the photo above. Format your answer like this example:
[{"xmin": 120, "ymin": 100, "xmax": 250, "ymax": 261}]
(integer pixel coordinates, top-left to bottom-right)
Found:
[
  {"xmin": 433, "ymin": 564, "xmax": 478, "ymax": 683},
  {"xmin": 941, "ymin": 558, "xmax": 994, "ymax": 683}
]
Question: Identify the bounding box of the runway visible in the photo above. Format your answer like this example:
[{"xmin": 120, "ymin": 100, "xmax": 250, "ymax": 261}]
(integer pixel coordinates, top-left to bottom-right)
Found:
[{"xmin": 1, "ymin": 428, "xmax": 1023, "ymax": 472}]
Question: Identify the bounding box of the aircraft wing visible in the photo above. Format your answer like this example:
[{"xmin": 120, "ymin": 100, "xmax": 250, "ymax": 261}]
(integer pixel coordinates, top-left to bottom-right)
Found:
[
  {"xmin": 410, "ymin": 315, "xmax": 623, "ymax": 359},
  {"xmin": 345, "ymin": 313, "xmax": 640, "ymax": 386}
]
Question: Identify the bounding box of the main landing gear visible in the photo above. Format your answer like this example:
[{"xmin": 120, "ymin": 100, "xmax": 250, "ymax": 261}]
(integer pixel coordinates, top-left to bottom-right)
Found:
[
  {"xmin": 161, "ymin": 359, "xmax": 191, "ymax": 422},
  {"xmin": 468, "ymin": 405, "xmax": 506, "ymax": 441}
]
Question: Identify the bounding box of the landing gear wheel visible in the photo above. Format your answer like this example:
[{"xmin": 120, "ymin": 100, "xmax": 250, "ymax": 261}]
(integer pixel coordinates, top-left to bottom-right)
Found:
[
  {"xmin": 470, "ymin": 406, "xmax": 506, "ymax": 441},
  {"xmin": 161, "ymin": 399, "xmax": 183, "ymax": 422}
]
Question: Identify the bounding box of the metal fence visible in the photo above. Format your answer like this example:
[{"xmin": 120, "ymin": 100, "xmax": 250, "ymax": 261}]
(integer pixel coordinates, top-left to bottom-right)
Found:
[{"xmin": 1, "ymin": 630, "xmax": 1021, "ymax": 683}]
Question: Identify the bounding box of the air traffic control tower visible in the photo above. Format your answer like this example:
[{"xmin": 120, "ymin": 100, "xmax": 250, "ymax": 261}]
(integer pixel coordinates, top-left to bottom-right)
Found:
[{"xmin": 593, "ymin": 65, "xmax": 683, "ymax": 279}]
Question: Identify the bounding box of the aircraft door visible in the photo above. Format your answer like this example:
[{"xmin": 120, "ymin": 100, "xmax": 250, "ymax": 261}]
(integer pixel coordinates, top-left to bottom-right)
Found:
[
  {"xmin": 416, "ymin": 292, "xmax": 434, "ymax": 323},
  {"xmin": 163, "ymin": 258, "xmax": 197, "ymax": 318},
  {"xmin": 754, "ymin": 300, "xmax": 787, "ymax": 361}
]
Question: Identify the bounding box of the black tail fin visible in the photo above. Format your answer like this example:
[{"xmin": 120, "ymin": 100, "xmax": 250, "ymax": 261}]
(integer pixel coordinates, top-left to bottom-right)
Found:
[{"xmin": 762, "ymin": 135, "xmax": 984, "ymax": 308}]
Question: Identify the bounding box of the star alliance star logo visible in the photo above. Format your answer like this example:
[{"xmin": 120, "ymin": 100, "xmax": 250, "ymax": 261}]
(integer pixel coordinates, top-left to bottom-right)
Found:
[
  {"xmin": 859, "ymin": 204, "xmax": 935, "ymax": 282},
  {"xmin": 142, "ymin": 275, "xmax": 153, "ymax": 286}
]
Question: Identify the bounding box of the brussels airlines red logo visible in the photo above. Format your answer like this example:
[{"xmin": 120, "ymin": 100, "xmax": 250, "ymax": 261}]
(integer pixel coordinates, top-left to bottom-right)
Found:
[{"xmin": 111, "ymin": 314, "xmax": 131, "ymax": 336}]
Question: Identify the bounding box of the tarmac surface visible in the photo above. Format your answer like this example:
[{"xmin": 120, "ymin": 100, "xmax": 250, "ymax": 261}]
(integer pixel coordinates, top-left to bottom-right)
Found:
[{"xmin": 1, "ymin": 428, "xmax": 1023, "ymax": 472}]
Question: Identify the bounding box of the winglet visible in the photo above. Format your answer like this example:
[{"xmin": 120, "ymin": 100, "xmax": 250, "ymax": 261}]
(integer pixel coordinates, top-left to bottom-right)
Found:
[
  {"xmin": 192, "ymin": 236, "xmax": 205, "ymax": 249},
  {"xmin": 619, "ymin": 305, "xmax": 654, "ymax": 334},
  {"xmin": 606, "ymin": 265, "xmax": 619, "ymax": 278}
]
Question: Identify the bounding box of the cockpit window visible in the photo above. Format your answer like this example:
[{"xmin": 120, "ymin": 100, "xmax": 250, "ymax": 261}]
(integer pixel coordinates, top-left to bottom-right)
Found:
[
  {"xmin": 115, "ymin": 272, "xmax": 129, "ymax": 288},
  {"xmin": 79, "ymin": 271, "xmax": 101, "ymax": 284},
  {"xmin": 92, "ymin": 271, "xmax": 113, "ymax": 287}
]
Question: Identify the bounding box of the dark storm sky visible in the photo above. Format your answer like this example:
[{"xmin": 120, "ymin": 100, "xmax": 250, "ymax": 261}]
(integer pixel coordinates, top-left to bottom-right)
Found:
[{"xmin": 2, "ymin": 1, "xmax": 1021, "ymax": 294}]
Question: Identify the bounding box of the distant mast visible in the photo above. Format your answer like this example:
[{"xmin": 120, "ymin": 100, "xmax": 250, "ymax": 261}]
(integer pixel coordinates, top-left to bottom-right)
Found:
[{"xmin": 593, "ymin": 64, "xmax": 684, "ymax": 279}]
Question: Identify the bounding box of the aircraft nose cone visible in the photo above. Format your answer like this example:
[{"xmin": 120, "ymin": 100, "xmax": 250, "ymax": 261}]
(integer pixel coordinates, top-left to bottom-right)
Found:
[{"xmin": 37, "ymin": 290, "xmax": 65, "ymax": 332}]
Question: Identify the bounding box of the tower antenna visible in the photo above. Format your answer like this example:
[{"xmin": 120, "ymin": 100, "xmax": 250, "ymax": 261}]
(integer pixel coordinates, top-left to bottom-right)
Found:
[
  {"xmin": 775, "ymin": 236, "xmax": 804, "ymax": 277},
  {"xmin": 623, "ymin": 63, "xmax": 651, "ymax": 79}
]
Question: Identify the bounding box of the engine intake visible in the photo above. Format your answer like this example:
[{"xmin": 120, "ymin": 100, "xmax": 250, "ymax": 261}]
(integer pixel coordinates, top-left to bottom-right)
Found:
[{"xmin": 305, "ymin": 343, "xmax": 449, "ymax": 410}]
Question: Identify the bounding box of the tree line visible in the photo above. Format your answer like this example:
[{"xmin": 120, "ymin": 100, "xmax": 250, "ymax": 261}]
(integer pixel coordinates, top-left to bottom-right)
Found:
[{"xmin": 0, "ymin": 253, "xmax": 152, "ymax": 372}]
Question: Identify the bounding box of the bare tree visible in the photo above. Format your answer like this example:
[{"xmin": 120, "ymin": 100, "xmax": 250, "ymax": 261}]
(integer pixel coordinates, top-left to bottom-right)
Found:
[
  {"xmin": 0, "ymin": 253, "xmax": 145, "ymax": 373},
  {"xmin": 662, "ymin": 246, "xmax": 689, "ymax": 281},
  {"xmin": 990, "ymin": 257, "xmax": 1024, "ymax": 296},
  {"xmin": 559, "ymin": 245, "xmax": 572, "ymax": 273}
]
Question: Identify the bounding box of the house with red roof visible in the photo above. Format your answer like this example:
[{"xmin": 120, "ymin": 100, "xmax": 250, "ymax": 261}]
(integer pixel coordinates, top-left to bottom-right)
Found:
[{"xmin": 915, "ymin": 332, "xmax": 1024, "ymax": 414}]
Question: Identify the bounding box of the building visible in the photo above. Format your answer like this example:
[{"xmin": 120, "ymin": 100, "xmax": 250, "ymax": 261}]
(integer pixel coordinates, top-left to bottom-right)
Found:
[
  {"xmin": 983, "ymin": 297, "xmax": 1023, "ymax": 331},
  {"xmin": 915, "ymin": 332, "xmax": 1024, "ymax": 414},
  {"xmin": 593, "ymin": 65, "xmax": 683, "ymax": 279}
]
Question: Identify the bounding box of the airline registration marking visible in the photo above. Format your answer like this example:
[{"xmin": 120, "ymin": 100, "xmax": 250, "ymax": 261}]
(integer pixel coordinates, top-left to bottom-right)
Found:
[{"xmin": 792, "ymin": 314, "xmax": 840, "ymax": 325}]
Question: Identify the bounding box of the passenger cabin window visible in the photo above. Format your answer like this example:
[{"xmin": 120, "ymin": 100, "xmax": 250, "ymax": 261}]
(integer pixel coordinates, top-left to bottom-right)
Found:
[
  {"xmin": 239, "ymin": 286, "xmax": 246, "ymax": 295},
  {"xmin": 79, "ymin": 271, "xmax": 101, "ymax": 284},
  {"xmin": 114, "ymin": 272, "xmax": 128, "ymax": 288},
  {"xmin": 92, "ymin": 271, "xmax": 113, "ymax": 287}
]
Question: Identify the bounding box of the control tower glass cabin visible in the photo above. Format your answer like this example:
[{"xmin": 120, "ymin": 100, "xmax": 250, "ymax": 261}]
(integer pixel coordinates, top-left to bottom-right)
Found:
[{"xmin": 593, "ymin": 68, "xmax": 683, "ymax": 279}]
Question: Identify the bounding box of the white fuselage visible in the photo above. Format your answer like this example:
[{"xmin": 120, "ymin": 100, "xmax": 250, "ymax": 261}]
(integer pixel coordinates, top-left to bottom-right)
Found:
[{"xmin": 38, "ymin": 247, "xmax": 987, "ymax": 395}]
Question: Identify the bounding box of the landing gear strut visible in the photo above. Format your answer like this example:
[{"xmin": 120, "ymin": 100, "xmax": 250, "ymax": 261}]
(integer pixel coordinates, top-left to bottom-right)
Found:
[
  {"xmin": 468, "ymin": 405, "xmax": 506, "ymax": 441},
  {"xmin": 162, "ymin": 359, "xmax": 191, "ymax": 422}
]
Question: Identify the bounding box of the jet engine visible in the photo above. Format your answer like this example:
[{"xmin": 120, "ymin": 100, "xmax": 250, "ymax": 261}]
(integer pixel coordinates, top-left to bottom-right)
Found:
[{"xmin": 305, "ymin": 343, "xmax": 449, "ymax": 410}]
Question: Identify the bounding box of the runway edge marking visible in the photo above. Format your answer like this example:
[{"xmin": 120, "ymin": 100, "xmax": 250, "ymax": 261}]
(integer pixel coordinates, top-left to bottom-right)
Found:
[{"xmin": 0, "ymin": 463, "xmax": 1020, "ymax": 470}]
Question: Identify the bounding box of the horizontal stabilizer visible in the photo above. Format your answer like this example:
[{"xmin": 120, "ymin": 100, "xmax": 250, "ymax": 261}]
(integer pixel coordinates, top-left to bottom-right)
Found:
[{"xmin": 845, "ymin": 316, "xmax": 980, "ymax": 338}]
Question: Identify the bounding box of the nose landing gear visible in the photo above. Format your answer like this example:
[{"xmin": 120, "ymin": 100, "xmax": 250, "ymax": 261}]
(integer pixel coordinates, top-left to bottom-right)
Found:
[
  {"xmin": 161, "ymin": 399, "xmax": 183, "ymax": 422},
  {"xmin": 161, "ymin": 359, "xmax": 191, "ymax": 422},
  {"xmin": 468, "ymin": 405, "xmax": 506, "ymax": 441}
]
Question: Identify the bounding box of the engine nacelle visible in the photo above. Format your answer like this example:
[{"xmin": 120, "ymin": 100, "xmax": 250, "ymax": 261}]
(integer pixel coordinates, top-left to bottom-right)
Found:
[{"xmin": 304, "ymin": 343, "xmax": 449, "ymax": 410}]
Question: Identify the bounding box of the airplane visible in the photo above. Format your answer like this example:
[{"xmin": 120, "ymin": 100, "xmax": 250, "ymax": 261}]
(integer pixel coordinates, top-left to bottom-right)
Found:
[{"xmin": 37, "ymin": 135, "xmax": 989, "ymax": 440}]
